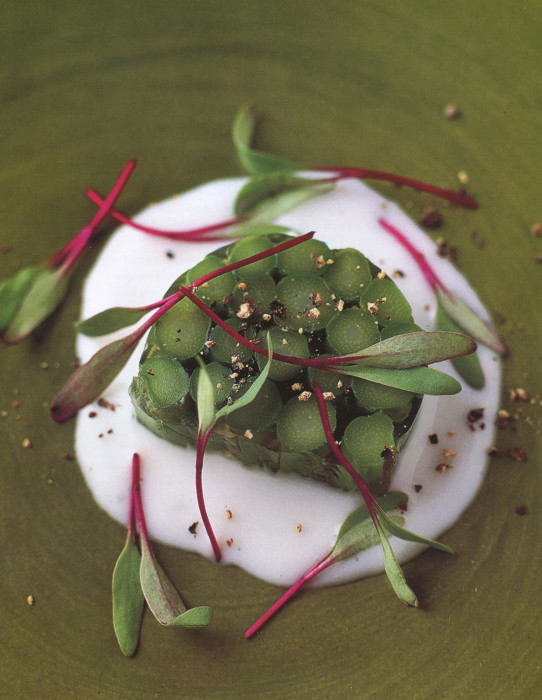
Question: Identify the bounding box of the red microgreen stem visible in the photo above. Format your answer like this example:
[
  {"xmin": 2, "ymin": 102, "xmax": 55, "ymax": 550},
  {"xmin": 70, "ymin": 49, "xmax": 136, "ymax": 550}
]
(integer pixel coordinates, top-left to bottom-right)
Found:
[
  {"xmin": 131, "ymin": 453, "xmax": 154, "ymax": 557},
  {"xmin": 378, "ymin": 217, "xmax": 447, "ymax": 293},
  {"xmin": 49, "ymin": 161, "xmax": 137, "ymax": 274},
  {"xmin": 195, "ymin": 427, "xmax": 222, "ymax": 562},
  {"xmin": 182, "ymin": 287, "xmax": 361, "ymax": 370},
  {"xmin": 86, "ymin": 188, "xmax": 247, "ymax": 241},
  {"xmin": 245, "ymin": 552, "xmax": 336, "ymax": 639},
  {"xmin": 312, "ymin": 166, "xmax": 478, "ymax": 209}
]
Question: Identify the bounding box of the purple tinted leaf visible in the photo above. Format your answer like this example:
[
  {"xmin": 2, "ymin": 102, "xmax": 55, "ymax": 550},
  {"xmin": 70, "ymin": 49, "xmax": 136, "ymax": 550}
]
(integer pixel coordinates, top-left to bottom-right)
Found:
[
  {"xmin": 50, "ymin": 327, "xmax": 144, "ymax": 422},
  {"xmin": 76, "ymin": 306, "xmax": 154, "ymax": 337},
  {"xmin": 3, "ymin": 267, "xmax": 68, "ymax": 344},
  {"xmin": 333, "ymin": 365, "xmax": 462, "ymax": 395},
  {"xmin": 436, "ymin": 303, "xmax": 485, "ymax": 389},
  {"xmin": 232, "ymin": 105, "xmax": 296, "ymax": 175},
  {"xmin": 435, "ymin": 287, "xmax": 507, "ymax": 355},
  {"xmin": 334, "ymin": 331, "xmax": 476, "ymax": 369}
]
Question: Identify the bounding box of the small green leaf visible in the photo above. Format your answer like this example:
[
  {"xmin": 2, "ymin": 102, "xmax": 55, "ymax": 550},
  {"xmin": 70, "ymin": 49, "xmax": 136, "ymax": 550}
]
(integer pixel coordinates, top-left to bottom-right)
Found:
[
  {"xmin": 196, "ymin": 357, "xmax": 217, "ymax": 436},
  {"xmin": 330, "ymin": 492, "xmax": 408, "ymax": 563},
  {"xmin": 234, "ymin": 173, "xmax": 332, "ymax": 218},
  {"xmin": 140, "ymin": 543, "xmax": 212, "ymax": 628},
  {"xmin": 227, "ymin": 223, "xmax": 294, "ymax": 239},
  {"xmin": 376, "ymin": 519, "xmax": 419, "ymax": 607},
  {"xmin": 166, "ymin": 605, "xmax": 213, "ymax": 628},
  {"xmin": 232, "ymin": 105, "xmax": 295, "ymax": 175},
  {"xmin": 3, "ymin": 266, "xmax": 69, "ymax": 344},
  {"xmin": 112, "ymin": 534, "xmax": 145, "ymax": 656},
  {"xmin": 0, "ymin": 265, "xmax": 42, "ymax": 332},
  {"xmin": 76, "ymin": 306, "xmax": 152, "ymax": 337},
  {"xmin": 375, "ymin": 508, "xmax": 454, "ymax": 554},
  {"xmin": 333, "ymin": 365, "xmax": 462, "ymax": 395},
  {"xmin": 50, "ymin": 327, "xmax": 144, "ymax": 422},
  {"xmin": 436, "ymin": 303, "xmax": 485, "ymax": 389},
  {"xmin": 435, "ymin": 286, "xmax": 507, "ymax": 355},
  {"xmin": 336, "ymin": 331, "xmax": 476, "ymax": 369},
  {"xmin": 215, "ymin": 333, "xmax": 273, "ymax": 421}
]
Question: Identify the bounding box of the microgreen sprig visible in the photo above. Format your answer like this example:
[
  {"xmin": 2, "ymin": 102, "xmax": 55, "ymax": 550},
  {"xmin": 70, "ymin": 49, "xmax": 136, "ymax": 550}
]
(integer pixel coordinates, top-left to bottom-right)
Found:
[
  {"xmin": 378, "ymin": 217, "xmax": 507, "ymax": 388},
  {"xmin": 0, "ymin": 161, "xmax": 136, "ymax": 345},
  {"xmin": 244, "ymin": 382, "xmax": 454, "ymax": 638},
  {"xmin": 112, "ymin": 454, "xmax": 212, "ymax": 656}
]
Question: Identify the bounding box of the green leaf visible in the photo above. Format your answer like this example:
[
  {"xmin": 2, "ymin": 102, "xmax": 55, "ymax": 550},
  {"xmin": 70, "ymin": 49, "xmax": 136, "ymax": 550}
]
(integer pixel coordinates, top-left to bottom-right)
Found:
[
  {"xmin": 336, "ymin": 331, "xmax": 476, "ymax": 369},
  {"xmin": 50, "ymin": 327, "xmax": 144, "ymax": 422},
  {"xmin": 234, "ymin": 173, "xmax": 333, "ymax": 218},
  {"xmin": 112, "ymin": 534, "xmax": 145, "ymax": 656},
  {"xmin": 0, "ymin": 265, "xmax": 42, "ymax": 332},
  {"xmin": 226, "ymin": 223, "xmax": 294, "ymax": 239},
  {"xmin": 376, "ymin": 519, "xmax": 419, "ymax": 607},
  {"xmin": 139, "ymin": 543, "xmax": 212, "ymax": 628},
  {"xmin": 375, "ymin": 508, "xmax": 454, "ymax": 554},
  {"xmin": 333, "ymin": 365, "xmax": 462, "ymax": 395},
  {"xmin": 435, "ymin": 286, "xmax": 507, "ymax": 355},
  {"xmin": 3, "ymin": 266, "xmax": 69, "ymax": 344},
  {"xmin": 436, "ymin": 303, "xmax": 485, "ymax": 389},
  {"xmin": 196, "ymin": 357, "xmax": 217, "ymax": 436},
  {"xmin": 215, "ymin": 333, "xmax": 273, "ymax": 420},
  {"xmin": 76, "ymin": 306, "xmax": 151, "ymax": 337},
  {"xmin": 232, "ymin": 105, "xmax": 295, "ymax": 175},
  {"xmin": 330, "ymin": 492, "xmax": 407, "ymax": 563}
]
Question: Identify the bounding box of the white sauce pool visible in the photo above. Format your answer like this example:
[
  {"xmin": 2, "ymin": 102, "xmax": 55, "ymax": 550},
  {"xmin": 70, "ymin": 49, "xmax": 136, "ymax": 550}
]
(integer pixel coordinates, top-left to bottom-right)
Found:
[{"xmin": 75, "ymin": 177, "xmax": 501, "ymax": 587}]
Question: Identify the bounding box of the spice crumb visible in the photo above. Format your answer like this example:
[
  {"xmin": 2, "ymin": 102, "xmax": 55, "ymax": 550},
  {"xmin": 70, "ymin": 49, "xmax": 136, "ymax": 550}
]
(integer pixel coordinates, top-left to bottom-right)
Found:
[
  {"xmin": 27, "ymin": 595, "xmax": 35, "ymax": 606},
  {"xmin": 298, "ymin": 391, "xmax": 312, "ymax": 402},
  {"xmin": 428, "ymin": 433, "xmax": 439, "ymax": 445},
  {"xmin": 225, "ymin": 509, "xmax": 233, "ymax": 520},
  {"xmin": 22, "ymin": 438, "xmax": 32, "ymax": 449},
  {"xmin": 414, "ymin": 484, "xmax": 423, "ymax": 493},
  {"xmin": 508, "ymin": 446, "xmax": 527, "ymax": 462},
  {"xmin": 88, "ymin": 411, "xmax": 98, "ymax": 418},
  {"xmin": 486, "ymin": 446, "xmax": 499, "ymax": 457},
  {"xmin": 443, "ymin": 448, "xmax": 457, "ymax": 459},
  {"xmin": 295, "ymin": 523, "xmax": 302, "ymax": 533},
  {"xmin": 188, "ymin": 521, "xmax": 198, "ymax": 535},
  {"xmin": 443, "ymin": 104, "xmax": 460, "ymax": 119},
  {"xmin": 435, "ymin": 462, "xmax": 453, "ymax": 473},
  {"xmin": 510, "ymin": 388, "xmax": 529, "ymax": 403},
  {"xmin": 531, "ymin": 223, "xmax": 542, "ymax": 237},
  {"xmin": 39, "ymin": 361, "xmax": 49, "ymax": 370},
  {"xmin": 515, "ymin": 505, "xmax": 528, "ymax": 516},
  {"xmin": 244, "ymin": 429, "xmax": 253, "ymax": 440},
  {"xmin": 226, "ymin": 538, "xmax": 234, "ymax": 548}
]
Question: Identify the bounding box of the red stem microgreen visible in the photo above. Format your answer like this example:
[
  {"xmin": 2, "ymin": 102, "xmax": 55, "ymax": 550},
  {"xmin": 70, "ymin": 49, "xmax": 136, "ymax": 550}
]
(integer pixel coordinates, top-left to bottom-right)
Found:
[
  {"xmin": 378, "ymin": 217, "xmax": 507, "ymax": 357},
  {"xmin": 86, "ymin": 188, "xmax": 246, "ymax": 241},
  {"xmin": 314, "ymin": 166, "xmax": 478, "ymax": 209}
]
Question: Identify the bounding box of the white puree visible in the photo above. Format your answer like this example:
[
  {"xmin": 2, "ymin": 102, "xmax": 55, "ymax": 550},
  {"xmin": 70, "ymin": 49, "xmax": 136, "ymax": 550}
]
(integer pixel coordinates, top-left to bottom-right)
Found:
[{"xmin": 76, "ymin": 177, "xmax": 501, "ymax": 587}]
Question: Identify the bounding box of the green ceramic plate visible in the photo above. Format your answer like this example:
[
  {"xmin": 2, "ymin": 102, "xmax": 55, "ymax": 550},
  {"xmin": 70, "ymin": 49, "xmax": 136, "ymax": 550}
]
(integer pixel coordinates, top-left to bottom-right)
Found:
[{"xmin": 1, "ymin": 2, "xmax": 540, "ymax": 697}]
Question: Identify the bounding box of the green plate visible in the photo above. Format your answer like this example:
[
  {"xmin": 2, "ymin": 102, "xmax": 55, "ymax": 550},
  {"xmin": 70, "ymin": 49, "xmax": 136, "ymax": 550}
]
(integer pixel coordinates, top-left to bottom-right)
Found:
[{"xmin": 1, "ymin": 2, "xmax": 540, "ymax": 697}]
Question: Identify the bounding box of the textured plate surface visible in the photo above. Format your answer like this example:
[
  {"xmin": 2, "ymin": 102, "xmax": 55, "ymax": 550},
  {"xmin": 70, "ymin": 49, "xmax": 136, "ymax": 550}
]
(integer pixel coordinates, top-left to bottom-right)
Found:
[{"xmin": 1, "ymin": 2, "xmax": 541, "ymax": 698}]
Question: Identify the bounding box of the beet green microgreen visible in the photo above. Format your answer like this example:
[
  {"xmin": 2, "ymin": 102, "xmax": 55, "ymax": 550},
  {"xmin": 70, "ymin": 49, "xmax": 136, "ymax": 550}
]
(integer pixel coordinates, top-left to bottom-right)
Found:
[
  {"xmin": 245, "ymin": 381, "xmax": 453, "ymax": 637},
  {"xmin": 378, "ymin": 217, "xmax": 507, "ymax": 388},
  {"xmin": 245, "ymin": 491, "xmax": 408, "ymax": 638},
  {"xmin": 194, "ymin": 339, "xmax": 274, "ymax": 560},
  {"xmin": 233, "ymin": 105, "xmax": 478, "ymax": 209},
  {"xmin": 0, "ymin": 161, "xmax": 136, "ymax": 345},
  {"xmin": 112, "ymin": 454, "xmax": 212, "ymax": 656}
]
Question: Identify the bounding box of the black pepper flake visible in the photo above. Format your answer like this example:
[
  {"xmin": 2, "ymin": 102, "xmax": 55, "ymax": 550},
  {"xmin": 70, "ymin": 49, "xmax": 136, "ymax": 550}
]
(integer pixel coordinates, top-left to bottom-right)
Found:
[
  {"xmin": 428, "ymin": 433, "xmax": 439, "ymax": 445},
  {"xmin": 414, "ymin": 484, "xmax": 423, "ymax": 493},
  {"xmin": 397, "ymin": 501, "xmax": 408, "ymax": 512},
  {"xmin": 467, "ymin": 407, "xmax": 485, "ymax": 423},
  {"xmin": 419, "ymin": 207, "xmax": 442, "ymax": 229},
  {"xmin": 269, "ymin": 299, "xmax": 287, "ymax": 319},
  {"xmin": 188, "ymin": 521, "xmax": 198, "ymax": 535},
  {"xmin": 166, "ymin": 250, "xmax": 175, "ymax": 259},
  {"xmin": 62, "ymin": 453, "xmax": 74, "ymax": 461},
  {"xmin": 88, "ymin": 411, "xmax": 98, "ymax": 418},
  {"xmin": 515, "ymin": 505, "xmax": 528, "ymax": 516}
]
